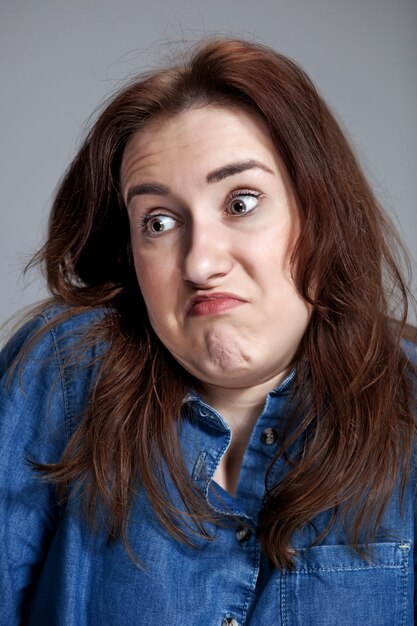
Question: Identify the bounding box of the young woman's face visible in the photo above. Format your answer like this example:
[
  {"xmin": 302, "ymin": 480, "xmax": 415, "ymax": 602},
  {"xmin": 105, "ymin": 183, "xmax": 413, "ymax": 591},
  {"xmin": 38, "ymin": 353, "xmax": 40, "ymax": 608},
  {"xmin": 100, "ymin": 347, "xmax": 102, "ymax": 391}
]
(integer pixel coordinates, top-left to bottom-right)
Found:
[{"xmin": 121, "ymin": 104, "xmax": 311, "ymax": 393}]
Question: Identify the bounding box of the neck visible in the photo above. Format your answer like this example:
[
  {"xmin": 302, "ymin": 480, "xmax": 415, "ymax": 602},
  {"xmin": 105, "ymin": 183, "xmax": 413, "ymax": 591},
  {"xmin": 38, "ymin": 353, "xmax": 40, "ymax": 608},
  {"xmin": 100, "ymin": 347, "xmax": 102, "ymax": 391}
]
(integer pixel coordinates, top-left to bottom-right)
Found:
[
  {"xmin": 199, "ymin": 369, "xmax": 288, "ymax": 438},
  {"xmin": 200, "ymin": 371, "xmax": 289, "ymax": 497}
]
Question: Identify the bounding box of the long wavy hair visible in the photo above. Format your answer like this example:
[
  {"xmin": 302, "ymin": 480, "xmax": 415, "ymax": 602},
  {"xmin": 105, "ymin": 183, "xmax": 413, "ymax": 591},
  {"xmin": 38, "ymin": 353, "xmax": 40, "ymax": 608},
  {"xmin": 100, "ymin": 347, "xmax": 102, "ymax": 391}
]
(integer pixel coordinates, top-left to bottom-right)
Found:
[{"xmin": 28, "ymin": 37, "xmax": 416, "ymax": 569}]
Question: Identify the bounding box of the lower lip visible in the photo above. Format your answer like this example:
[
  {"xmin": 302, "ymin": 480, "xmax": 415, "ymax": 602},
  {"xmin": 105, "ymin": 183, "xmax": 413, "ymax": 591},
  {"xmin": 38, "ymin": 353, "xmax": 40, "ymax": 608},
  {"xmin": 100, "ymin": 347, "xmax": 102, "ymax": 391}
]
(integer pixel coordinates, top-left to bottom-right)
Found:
[{"xmin": 188, "ymin": 298, "xmax": 245, "ymax": 317}]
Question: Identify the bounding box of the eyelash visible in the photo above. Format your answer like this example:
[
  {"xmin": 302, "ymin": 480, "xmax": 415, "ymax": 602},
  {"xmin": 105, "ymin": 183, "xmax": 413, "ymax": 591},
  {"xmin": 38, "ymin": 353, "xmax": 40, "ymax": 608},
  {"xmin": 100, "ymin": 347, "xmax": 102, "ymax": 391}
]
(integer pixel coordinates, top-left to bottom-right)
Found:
[
  {"xmin": 137, "ymin": 188, "xmax": 263, "ymax": 236},
  {"xmin": 225, "ymin": 189, "xmax": 262, "ymax": 215}
]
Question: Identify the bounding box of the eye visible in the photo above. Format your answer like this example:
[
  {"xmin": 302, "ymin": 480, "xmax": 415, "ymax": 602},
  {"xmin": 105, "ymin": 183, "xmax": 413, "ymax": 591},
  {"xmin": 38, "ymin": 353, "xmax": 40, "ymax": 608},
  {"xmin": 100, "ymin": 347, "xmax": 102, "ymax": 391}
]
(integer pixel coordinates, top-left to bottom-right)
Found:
[
  {"xmin": 139, "ymin": 214, "xmax": 178, "ymax": 237},
  {"xmin": 226, "ymin": 191, "xmax": 261, "ymax": 216}
]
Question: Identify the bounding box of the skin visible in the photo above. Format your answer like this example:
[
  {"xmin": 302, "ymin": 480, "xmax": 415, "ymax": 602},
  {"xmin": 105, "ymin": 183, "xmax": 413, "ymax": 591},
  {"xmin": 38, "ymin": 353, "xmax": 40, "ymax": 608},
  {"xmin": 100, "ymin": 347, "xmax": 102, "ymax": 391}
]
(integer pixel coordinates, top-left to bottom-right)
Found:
[{"xmin": 121, "ymin": 104, "xmax": 311, "ymax": 494}]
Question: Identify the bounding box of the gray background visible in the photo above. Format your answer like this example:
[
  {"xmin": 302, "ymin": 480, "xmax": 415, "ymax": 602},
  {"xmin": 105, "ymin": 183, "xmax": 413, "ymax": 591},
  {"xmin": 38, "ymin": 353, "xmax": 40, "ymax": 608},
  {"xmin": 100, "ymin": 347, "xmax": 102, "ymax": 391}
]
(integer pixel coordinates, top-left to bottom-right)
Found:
[{"xmin": 1, "ymin": 0, "xmax": 416, "ymax": 326}]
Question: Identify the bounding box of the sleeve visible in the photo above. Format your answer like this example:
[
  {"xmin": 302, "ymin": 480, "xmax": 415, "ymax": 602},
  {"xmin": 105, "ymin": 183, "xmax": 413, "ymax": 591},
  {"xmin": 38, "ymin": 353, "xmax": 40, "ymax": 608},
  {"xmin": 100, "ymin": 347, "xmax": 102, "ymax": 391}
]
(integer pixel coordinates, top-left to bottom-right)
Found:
[{"xmin": 0, "ymin": 314, "xmax": 74, "ymax": 625}]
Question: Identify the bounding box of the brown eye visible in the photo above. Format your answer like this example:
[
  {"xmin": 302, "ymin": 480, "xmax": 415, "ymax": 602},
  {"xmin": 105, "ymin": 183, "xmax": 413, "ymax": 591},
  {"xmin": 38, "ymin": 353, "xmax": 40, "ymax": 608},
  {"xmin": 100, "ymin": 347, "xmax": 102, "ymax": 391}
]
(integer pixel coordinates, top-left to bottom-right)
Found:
[
  {"xmin": 142, "ymin": 215, "xmax": 177, "ymax": 236},
  {"xmin": 227, "ymin": 193, "xmax": 259, "ymax": 216}
]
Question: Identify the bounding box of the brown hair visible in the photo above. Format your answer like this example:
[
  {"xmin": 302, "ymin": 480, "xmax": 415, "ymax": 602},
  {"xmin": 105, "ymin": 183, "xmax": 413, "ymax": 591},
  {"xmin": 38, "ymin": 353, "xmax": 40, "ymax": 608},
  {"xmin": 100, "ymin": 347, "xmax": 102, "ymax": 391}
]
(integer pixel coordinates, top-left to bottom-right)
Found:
[{"xmin": 29, "ymin": 37, "xmax": 416, "ymax": 569}]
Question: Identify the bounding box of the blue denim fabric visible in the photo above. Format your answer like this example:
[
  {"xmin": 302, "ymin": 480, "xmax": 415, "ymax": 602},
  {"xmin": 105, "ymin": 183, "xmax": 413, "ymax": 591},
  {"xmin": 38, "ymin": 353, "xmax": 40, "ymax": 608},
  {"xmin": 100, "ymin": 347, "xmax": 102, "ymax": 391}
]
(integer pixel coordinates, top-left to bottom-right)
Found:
[{"xmin": 0, "ymin": 306, "xmax": 416, "ymax": 625}]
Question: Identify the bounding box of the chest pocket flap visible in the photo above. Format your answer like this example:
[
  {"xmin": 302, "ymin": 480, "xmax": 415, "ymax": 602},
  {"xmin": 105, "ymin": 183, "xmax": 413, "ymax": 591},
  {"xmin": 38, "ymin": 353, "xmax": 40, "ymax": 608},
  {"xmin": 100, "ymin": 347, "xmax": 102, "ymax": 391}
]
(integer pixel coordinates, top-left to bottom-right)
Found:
[{"xmin": 281, "ymin": 541, "xmax": 411, "ymax": 626}]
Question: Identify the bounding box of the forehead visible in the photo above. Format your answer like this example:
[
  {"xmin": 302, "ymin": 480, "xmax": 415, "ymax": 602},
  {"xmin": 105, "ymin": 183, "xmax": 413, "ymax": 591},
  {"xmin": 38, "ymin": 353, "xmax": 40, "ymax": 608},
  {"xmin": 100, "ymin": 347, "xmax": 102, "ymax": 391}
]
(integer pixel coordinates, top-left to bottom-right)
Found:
[{"xmin": 120, "ymin": 104, "xmax": 280, "ymax": 188}]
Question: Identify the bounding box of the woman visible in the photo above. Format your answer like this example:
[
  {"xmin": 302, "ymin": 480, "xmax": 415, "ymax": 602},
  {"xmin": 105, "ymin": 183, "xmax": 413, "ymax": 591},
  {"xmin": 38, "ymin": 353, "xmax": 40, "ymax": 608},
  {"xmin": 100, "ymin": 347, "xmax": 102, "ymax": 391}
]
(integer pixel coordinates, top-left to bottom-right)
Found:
[{"xmin": 1, "ymin": 37, "xmax": 416, "ymax": 625}]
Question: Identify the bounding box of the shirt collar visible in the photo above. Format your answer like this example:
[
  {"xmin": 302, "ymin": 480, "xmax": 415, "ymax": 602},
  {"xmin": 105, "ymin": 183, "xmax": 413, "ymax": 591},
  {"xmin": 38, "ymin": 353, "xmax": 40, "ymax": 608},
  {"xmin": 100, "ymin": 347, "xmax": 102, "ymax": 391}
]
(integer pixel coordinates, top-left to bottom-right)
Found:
[{"xmin": 183, "ymin": 366, "xmax": 296, "ymax": 406}]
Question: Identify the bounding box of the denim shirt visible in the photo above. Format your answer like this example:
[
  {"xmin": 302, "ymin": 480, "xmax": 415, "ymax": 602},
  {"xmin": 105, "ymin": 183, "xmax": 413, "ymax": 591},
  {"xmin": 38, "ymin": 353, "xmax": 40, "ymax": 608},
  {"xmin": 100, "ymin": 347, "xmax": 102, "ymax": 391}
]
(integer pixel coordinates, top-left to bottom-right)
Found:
[{"xmin": 0, "ymin": 306, "xmax": 416, "ymax": 626}]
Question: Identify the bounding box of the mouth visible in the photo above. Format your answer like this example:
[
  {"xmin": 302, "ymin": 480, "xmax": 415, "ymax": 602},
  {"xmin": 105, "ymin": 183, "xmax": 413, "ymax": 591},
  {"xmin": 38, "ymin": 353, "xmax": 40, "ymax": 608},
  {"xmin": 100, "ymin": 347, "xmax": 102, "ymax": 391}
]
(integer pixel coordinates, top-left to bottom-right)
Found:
[{"xmin": 186, "ymin": 292, "xmax": 247, "ymax": 317}]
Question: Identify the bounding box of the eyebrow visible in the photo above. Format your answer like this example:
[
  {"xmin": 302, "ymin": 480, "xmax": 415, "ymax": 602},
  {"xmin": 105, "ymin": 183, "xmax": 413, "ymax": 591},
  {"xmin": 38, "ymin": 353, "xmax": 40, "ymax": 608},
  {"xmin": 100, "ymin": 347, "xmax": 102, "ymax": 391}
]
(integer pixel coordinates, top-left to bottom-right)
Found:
[
  {"xmin": 206, "ymin": 159, "xmax": 274, "ymax": 183},
  {"xmin": 125, "ymin": 159, "xmax": 275, "ymax": 205},
  {"xmin": 126, "ymin": 183, "xmax": 169, "ymax": 205}
]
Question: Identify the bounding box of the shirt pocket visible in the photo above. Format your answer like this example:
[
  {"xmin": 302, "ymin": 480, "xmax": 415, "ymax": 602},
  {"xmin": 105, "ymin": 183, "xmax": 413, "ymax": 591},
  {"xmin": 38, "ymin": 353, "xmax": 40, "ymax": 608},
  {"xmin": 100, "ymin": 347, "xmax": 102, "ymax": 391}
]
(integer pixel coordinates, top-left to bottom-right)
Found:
[{"xmin": 280, "ymin": 541, "xmax": 410, "ymax": 626}]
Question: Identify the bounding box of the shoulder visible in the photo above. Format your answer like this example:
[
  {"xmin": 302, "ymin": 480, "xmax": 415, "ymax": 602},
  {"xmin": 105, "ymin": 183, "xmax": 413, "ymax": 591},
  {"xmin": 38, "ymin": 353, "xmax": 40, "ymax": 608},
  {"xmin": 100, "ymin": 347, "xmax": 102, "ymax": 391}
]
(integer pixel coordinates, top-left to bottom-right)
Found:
[
  {"xmin": 1, "ymin": 302, "xmax": 107, "ymax": 367},
  {"xmin": 0, "ymin": 303, "xmax": 110, "ymax": 451},
  {"xmin": 1, "ymin": 303, "xmax": 109, "ymax": 381}
]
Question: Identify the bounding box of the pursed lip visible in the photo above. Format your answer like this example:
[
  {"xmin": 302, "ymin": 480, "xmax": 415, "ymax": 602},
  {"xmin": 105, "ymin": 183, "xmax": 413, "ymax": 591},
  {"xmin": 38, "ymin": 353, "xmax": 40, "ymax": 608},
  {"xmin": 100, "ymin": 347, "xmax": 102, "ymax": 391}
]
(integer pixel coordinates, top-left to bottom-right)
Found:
[{"xmin": 186, "ymin": 292, "xmax": 248, "ymax": 317}]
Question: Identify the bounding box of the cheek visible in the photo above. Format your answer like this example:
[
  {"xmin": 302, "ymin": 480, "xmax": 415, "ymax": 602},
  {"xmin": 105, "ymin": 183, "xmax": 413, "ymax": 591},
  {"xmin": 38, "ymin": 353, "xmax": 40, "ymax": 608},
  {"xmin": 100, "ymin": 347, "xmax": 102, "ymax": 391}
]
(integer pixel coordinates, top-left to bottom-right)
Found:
[
  {"xmin": 132, "ymin": 252, "xmax": 177, "ymax": 329},
  {"xmin": 257, "ymin": 234, "xmax": 294, "ymax": 283},
  {"xmin": 132, "ymin": 255, "xmax": 160, "ymax": 311},
  {"xmin": 258, "ymin": 231, "xmax": 303, "ymax": 314}
]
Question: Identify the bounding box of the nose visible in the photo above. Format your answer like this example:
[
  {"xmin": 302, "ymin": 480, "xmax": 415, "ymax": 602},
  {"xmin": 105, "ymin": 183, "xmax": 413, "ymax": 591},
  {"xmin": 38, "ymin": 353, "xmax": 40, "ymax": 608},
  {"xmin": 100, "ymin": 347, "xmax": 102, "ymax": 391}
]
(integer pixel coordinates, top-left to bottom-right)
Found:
[{"xmin": 181, "ymin": 218, "xmax": 233, "ymax": 287}]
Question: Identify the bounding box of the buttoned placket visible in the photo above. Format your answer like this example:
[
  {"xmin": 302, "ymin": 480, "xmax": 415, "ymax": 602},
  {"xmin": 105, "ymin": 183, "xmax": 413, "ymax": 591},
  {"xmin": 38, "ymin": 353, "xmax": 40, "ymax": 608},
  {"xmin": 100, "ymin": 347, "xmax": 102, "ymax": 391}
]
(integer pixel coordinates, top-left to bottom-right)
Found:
[{"xmin": 183, "ymin": 371, "xmax": 294, "ymax": 625}]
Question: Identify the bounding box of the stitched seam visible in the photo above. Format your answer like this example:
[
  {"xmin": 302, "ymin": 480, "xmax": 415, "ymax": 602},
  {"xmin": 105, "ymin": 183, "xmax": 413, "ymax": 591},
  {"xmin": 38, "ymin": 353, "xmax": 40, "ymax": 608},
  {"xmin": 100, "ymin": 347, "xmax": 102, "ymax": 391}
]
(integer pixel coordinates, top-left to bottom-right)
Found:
[
  {"xmin": 400, "ymin": 550, "xmax": 409, "ymax": 625},
  {"xmin": 192, "ymin": 451, "xmax": 207, "ymax": 481},
  {"xmin": 203, "ymin": 433, "xmax": 231, "ymax": 501},
  {"xmin": 42, "ymin": 313, "xmax": 71, "ymax": 444},
  {"xmin": 288, "ymin": 564, "xmax": 404, "ymax": 574},
  {"xmin": 240, "ymin": 541, "xmax": 261, "ymax": 625},
  {"xmin": 281, "ymin": 571, "xmax": 287, "ymax": 626}
]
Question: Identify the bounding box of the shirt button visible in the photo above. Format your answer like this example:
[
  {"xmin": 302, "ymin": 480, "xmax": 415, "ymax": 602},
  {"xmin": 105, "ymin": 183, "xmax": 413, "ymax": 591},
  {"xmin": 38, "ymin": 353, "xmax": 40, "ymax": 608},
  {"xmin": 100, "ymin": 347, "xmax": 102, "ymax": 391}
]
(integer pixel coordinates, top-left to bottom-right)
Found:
[
  {"xmin": 235, "ymin": 524, "xmax": 252, "ymax": 543},
  {"xmin": 222, "ymin": 619, "xmax": 239, "ymax": 626},
  {"xmin": 261, "ymin": 427, "xmax": 278, "ymax": 445}
]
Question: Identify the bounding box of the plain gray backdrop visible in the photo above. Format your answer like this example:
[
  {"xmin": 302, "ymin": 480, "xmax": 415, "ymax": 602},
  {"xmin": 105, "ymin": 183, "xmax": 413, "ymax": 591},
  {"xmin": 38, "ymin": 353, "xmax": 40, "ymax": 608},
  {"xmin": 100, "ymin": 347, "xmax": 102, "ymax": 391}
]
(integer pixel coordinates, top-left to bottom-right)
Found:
[{"xmin": 1, "ymin": 0, "xmax": 416, "ymax": 326}]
